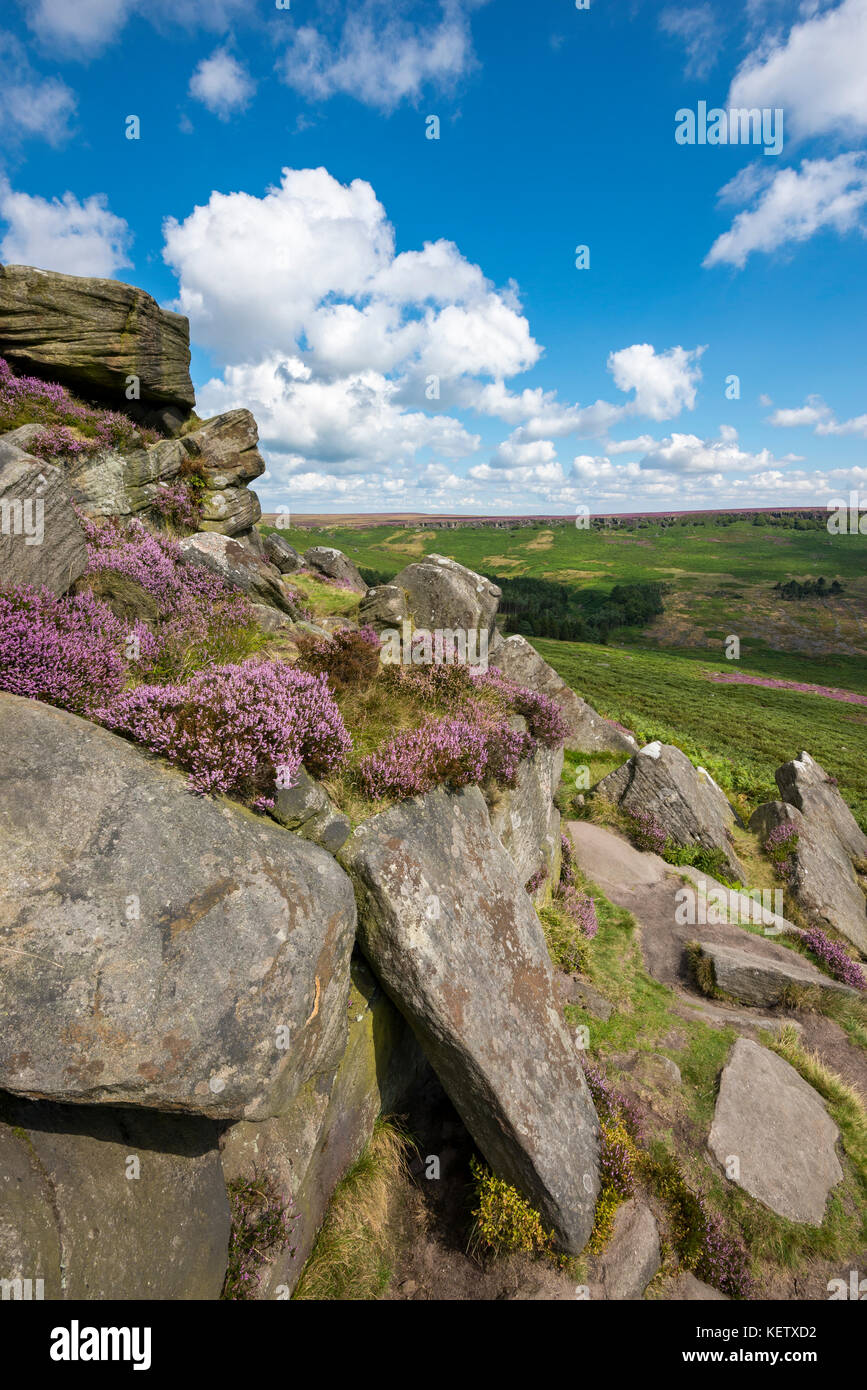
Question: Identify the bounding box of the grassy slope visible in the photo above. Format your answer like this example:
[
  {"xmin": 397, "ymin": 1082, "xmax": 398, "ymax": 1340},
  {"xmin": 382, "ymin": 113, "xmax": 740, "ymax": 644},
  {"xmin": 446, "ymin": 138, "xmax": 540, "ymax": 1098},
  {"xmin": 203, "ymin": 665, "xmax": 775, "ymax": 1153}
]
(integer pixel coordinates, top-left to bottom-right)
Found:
[
  {"xmin": 269, "ymin": 517, "xmax": 867, "ymax": 827},
  {"xmin": 538, "ymin": 638, "xmax": 867, "ymax": 828},
  {"xmin": 272, "ymin": 518, "xmax": 867, "ymax": 684}
]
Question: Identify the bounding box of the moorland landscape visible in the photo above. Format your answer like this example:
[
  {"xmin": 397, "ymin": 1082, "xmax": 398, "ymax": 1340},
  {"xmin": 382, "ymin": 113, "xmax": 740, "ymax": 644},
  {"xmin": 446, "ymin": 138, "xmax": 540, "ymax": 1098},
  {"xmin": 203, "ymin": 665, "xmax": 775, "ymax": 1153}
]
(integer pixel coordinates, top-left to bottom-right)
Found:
[{"xmin": 1, "ymin": 0, "xmax": 866, "ymax": 1331}]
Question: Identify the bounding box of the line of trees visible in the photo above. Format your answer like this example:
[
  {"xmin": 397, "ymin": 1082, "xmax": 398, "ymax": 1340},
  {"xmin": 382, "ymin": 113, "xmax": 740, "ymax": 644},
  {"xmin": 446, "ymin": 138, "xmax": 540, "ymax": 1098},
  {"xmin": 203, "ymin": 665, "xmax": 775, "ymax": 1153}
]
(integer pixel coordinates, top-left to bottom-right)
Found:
[
  {"xmin": 494, "ymin": 575, "xmax": 665, "ymax": 643},
  {"xmin": 774, "ymin": 577, "xmax": 845, "ymax": 600}
]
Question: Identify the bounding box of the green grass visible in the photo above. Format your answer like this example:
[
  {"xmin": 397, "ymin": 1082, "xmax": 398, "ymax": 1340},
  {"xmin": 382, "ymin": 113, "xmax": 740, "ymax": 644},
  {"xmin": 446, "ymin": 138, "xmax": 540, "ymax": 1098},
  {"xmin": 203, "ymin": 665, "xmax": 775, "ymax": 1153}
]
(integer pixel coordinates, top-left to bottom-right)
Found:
[
  {"xmin": 262, "ymin": 516, "xmax": 867, "ymax": 829},
  {"xmin": 292, "ymin": 1119, "xmax": 412, "ymax": 1301},
  {"xmin": 289, "ymin": 571, "xmax": 362, "ymax": 619},
  {"xmin": 535, "ymin": 637, "xmax": 867, "ymax": 829}
]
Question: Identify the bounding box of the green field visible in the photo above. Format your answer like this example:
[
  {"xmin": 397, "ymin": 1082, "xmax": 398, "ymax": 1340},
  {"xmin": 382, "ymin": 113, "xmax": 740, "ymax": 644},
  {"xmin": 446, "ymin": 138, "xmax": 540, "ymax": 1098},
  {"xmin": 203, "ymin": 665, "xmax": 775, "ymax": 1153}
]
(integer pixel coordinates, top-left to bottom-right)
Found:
[{"xmin": 268, "ymin": 515, "xmax": 867, "ymax": 828}]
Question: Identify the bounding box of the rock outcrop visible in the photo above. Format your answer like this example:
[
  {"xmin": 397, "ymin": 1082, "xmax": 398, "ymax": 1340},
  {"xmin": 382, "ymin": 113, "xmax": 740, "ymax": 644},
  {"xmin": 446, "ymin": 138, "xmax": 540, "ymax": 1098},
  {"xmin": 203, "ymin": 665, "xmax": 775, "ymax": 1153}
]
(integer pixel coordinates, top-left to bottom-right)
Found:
[
  {"xmin": 0, "ymin": 1095, "xmax": 230, "ymax": 1299},
  {"xmin": 341, "ymin": 784, "xmax": 600, "ymax": 1255},
  {"xmin": 0, "ymin": 263, "xmax": 194, "ymax": 419},
  {"xmin": 486, "ymin": 735, "xmax": 563, "ymax": 894},
  {"xmin": 587, "ymin": 1199, "xmax": 660, "ymax": 1300},
  {"xmin": 749, "ymin": 801, "xmax": 867, "ymax": 955},
  {"xmin": 0, "ymin": 694, "xmax": 357, "ymax": 1119},
  {"xmin": 0, "ymin": 440, "xmax": 87, "ymax": 593},
  {"xmin": 692, "ymin": 939, "xmax": 857, "ymax": 1008},
  {"xmin": 178, "ymin": 532, "xmax": 298, "ymax": 615},
  {"xmin": 272, "ymin": 767, "xmax": 351, "ymax": 855},
  {"xmin": 68, "ymin": 409, "xmax": 265, "ymax": 540},
  {"xmin": 595, "ymin": 741, "xmax": 744, "ymax": 880},
  {"xmin": 490, "ymin": 633, "xmax": 637, "ymax": 754},
  {"xmin": 304, "ymin": 546, "xmax": 367, "ymax": 595},
  {"xmin": 708, "ymin": 1038, "xmax": 843, "ymax": 1224},
  {"xmin": 384, "ymin": 554, "xmax": 501, "ymax": 634},
  {"xmin": 264, "ymin": 532, "xmax": 303, "ymax": 573},
  {"xmin": 359, "ymin": 583, "xmax": 408, "ymax": 628},
  {"xmin": 775, "ymin": 751, "xmax": 867, "ymax": 862}
]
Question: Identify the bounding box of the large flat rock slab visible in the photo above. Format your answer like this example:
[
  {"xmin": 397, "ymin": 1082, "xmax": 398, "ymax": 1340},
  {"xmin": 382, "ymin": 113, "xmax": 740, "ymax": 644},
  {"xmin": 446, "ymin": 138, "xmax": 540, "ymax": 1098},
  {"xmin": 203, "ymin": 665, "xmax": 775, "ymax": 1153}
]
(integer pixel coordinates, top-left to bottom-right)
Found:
[
  {"xmin": 708, "ymin": 1038, "xmax": 843, "ymax": 1224},
  {"xmin": 341, "ymin": 785, "xmax": 600, "ymax": 1255},
  {"xmin": 0, "ymin": 263, "xmax": 194, "ymax": 409},
  {"xmin": 0, "ymin": 694, "xmax": 356, "ymax": 1119},
  {"xmin": 0, "ymin": 442, "xmax": 87, "ymax": 594},
  {"xmin": 694, "ymin": 939, "xmax": 856, "ymax": 1008},
  {"xmin": 0, "ymin": 1094, "xmax": 230, "ymax": 1299}
]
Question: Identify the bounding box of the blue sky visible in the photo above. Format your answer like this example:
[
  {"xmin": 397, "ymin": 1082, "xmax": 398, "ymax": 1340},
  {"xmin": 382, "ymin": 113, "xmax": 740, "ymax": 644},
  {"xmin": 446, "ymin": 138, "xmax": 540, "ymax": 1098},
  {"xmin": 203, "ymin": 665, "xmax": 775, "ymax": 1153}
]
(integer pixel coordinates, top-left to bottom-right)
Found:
[{"xmin": 1, "ymin": 0, "xmax": 866, "ymax": 515}]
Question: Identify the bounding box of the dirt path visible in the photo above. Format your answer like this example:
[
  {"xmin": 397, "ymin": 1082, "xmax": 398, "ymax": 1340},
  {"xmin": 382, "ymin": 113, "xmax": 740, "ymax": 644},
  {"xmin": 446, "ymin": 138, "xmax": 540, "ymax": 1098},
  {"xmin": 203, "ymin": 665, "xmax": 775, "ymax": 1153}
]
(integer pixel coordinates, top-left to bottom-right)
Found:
[{"xmin": 566, "ymin": 820, "xmax": 867, "ymax": 1101}]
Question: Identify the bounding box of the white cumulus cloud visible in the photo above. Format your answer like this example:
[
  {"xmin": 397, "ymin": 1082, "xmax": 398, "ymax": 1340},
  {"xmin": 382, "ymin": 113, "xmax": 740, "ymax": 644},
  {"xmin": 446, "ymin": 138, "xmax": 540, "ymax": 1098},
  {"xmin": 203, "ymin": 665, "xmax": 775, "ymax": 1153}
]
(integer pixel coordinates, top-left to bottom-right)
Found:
[
  {"xmin": 607, "ymin": 343, "xmax": 705, "ymax": 420},
  {"xmin": 189, "ymin": 49, "xmax": 255, "ymax": 120},
  {"xmin": 0, "ymin": 30, "xmax": 76, "ymax": 146},
  {"xmin": 279, "ymin": 0, "xmax": 485, "ymax": 112},
  {"xmin": 728, "ymin": 0, "xmax": 867, "ymax": 142},
  {"xmin": 704, "ymin": 154, "xmax": 867, "ymax": 268},
  {"xmin": 0, "ymin": 183, "xmax": 132, "ymax": 277}
]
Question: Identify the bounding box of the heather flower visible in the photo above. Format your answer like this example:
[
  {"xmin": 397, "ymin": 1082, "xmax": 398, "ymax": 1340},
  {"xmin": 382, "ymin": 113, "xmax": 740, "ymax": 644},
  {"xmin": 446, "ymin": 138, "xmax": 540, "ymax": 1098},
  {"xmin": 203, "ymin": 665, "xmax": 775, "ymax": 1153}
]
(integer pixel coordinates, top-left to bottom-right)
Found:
[
  {"xmin": 470, "ymin": 667, "xmax": 569, "ymax": 746},
  {"xmin": 525, "ymin": 865, "xmax": 548, "ymax": 895},
  {"xmin": 581, "ymin": 1060, "xmax": 643, "ymax": 1140},
  {"xmin": 96, "ymin": 661, "xmax": 351, "ymax": 802},
  {"xmin": 358, "ymin": 704, "xmax": 529, "ymax": 801},
  {"xmin": 560, "ymin": 832, "xmax": 576, "ymax": 886},
  {"xmin": 764, "ymin": 822, "xmax": 799, "ymax": 883},
  {"xmin": 557, "ymin": 883, "xmax": 598, "ymax": 939},
  {"xmin": 222, "ymin": 1176, "xmax": 299, "ymax": 1300},
  {"xmin": 150, "ymin": 480, "xmax": 203, "ymax": 532},
  {"xmin": 0, "ymin": 583, "xmax": 156, "ymax": 714},
  {"xmin": 801, "ymin": 926, "xmax": 865, "ymax": 990},
  {"xmin": 0, "ymin": 356, "xmax": 158, "ymax": 456},
  {"xmin": 626, "ymin": 809, "xmax": 668, "ymax": 855},
  {"xmin": 79, "ymin": 515, "xmax": 259, "ymax": 680},
  {"xmin": 295, "ymin": 624, "xmax": 381, "ymax": 692}
]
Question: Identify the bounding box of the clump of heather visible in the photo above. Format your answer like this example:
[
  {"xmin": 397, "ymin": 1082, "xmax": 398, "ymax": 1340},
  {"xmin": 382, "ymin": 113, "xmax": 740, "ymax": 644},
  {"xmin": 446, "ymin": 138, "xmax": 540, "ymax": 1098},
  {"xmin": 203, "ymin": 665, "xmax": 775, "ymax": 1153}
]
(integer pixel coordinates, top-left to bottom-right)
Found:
[
  {"xmin": 385, "ymin": 661, "xmax": 567, "ymax": 749},
  {"xmin": 222, "ymin": 1176, "xmax": 299, "ymax": 1301},
  {"xmin": 560, "ymin": 832, "xmax": 576, "ymax": 885},
  {"xmin": 626, "ymin": 809, "xmax": 667, "ymax": 855},
  {"xmin": 96, "ymin": 661, "xmax": 351, "ymax": 803},
  {"xmin": 692, "ymin": 1202, "xmax": 752, "ymax": 1298},
  {"xmin": 581, "ymin": 1060, "xmax": 643, "ymax": 1253},
  {"xmin": 150, "ymin": 480, "xmax": 203, "ymax": 532},
  {"xmin": 358, "ymin": 704, "xmax": 529, "ymax": 801},
  {"xmin": 525, "ymin": 864, "xmax": 548, "ymax": 896},
  {"xmin": 471, "ymin": 667, "xmax": 569, "ymax": 746},
  {"xmin": 80, "ymin": 516, "xmax": 259, "ymax": 680},
  {"xmin": 801, "ymin": 926, "xmax": 866, "ymax": 990},
  {"xmin": 764, "ymin": 821, "xmax": 800, "ymax": 882},
  {"xmin": 0, "ymin": 584, "xmax": 156, "ymax": 714},
  {"xmin": 0, "ymin": 356, "xmax": 158, "ymax": 456},
  {"xmin": 295, "ymin": 624, "xmax": 380, "ymax": 692},
  {"xmin": 581, "ymin": 1060, "xmax": 644, "ymax": 1141},
  {"xmin": 30, "ymin": 423, "xmax": 90, "ymax": 459},
  {"xmin": 557, "ymin": 883, "xmax": 599, "ymax": 939}
]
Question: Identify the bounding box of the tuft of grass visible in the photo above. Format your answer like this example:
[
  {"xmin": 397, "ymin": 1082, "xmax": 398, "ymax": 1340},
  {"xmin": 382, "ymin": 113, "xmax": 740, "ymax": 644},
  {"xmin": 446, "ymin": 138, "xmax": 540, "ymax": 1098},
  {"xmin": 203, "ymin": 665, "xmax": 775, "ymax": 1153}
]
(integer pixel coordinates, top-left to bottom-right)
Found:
[
  {"xmin": 538, "ymin": 900, "xmax": 589, "ymax": 974},
  {"xmin": 685, "ymin": 941, "xmax": 722, "ymax": 999},
  {"xmin": 768, "ymin": 1024, "xmax": 867, "ymax": 1179},
  {"xmin": 292, "ymin": 1119, "xmax": 412, "ymax": 1301}
]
